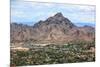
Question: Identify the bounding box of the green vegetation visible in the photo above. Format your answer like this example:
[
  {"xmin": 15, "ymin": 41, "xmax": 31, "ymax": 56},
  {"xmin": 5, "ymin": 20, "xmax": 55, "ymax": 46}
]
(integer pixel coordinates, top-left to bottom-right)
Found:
[{"xmin": 10, "ymin": 41, "xmax": 95, "ymax": 66}]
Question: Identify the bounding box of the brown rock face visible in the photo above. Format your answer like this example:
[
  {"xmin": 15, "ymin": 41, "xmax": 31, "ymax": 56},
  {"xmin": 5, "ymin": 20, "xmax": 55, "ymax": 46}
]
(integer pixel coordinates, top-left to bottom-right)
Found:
[{"xmin": 10, "ymin": 12, "xmax": 95, "ymax": 43}]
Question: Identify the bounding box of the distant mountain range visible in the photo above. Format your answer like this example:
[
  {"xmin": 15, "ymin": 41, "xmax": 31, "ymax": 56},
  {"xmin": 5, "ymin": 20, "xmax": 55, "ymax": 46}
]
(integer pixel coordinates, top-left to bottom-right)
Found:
[
  {"xmin": 75, "ymin": 23, "xmax": 95, "ymax": 27},
  {"xmin": 11, "ymin": 12, "xmax": 95, "ymax": 43}
]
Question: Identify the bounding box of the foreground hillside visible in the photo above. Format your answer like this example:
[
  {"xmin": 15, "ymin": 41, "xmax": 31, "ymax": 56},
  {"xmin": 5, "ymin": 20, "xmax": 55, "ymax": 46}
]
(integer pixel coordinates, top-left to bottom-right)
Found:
[{"xmin": 10, "ymin": 41, "xmax": 95, "ymax": 66}]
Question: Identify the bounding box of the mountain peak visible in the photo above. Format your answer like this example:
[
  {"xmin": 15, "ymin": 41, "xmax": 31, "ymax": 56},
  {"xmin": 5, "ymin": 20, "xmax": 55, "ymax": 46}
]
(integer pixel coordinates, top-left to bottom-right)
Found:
[
  {"xmin": 34, "ymin": 12, "xmax": 76, "ymax": 28},
  {"xmin": 54, "ymin": 12, "xmax": 63, "ymax": 17}
]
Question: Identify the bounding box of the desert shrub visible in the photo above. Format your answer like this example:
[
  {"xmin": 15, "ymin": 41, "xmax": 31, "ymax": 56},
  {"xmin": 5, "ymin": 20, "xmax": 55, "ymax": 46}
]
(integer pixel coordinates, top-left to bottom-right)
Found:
[{"xmin": 10, "ymin": 41, "xmax": 95, "ymax": 66}]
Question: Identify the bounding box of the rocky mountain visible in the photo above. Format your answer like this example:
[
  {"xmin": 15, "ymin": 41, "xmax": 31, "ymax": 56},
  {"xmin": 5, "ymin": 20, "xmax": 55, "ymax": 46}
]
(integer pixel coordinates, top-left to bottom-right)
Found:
[{"xmin": 10, "ymin": 12, "xmax": 95, "ymax": 43}]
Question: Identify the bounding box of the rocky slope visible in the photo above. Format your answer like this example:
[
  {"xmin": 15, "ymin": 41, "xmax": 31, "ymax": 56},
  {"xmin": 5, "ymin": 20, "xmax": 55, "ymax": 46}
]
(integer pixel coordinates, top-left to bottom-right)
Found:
[{"xmin": 10, "ymin": 12, "xmax": 95, "ymax": 43}]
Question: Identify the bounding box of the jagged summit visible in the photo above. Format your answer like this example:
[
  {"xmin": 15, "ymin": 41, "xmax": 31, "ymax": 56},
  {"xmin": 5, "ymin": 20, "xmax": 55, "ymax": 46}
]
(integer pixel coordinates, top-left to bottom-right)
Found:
[
  {"xmin": 54, "ymin": 12, "xmax": 63, "ymax": 17},
  {"xmin": 33, "ymin": 12, "xmax": 76, "ymax": 29}
]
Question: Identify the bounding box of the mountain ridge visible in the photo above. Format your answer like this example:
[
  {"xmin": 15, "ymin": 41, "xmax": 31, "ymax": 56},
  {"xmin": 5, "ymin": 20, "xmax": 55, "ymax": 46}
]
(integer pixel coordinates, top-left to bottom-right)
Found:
[{"xmin": 11, "ymin": 12, "xmax": 95, "ymax": 43}]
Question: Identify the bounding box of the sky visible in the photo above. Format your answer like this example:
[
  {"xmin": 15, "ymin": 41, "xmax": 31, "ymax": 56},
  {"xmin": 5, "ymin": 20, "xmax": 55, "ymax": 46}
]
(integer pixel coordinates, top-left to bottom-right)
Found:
[{"xmin": 11, "ymin": 0, "xmax": 96, "ymax": 26}]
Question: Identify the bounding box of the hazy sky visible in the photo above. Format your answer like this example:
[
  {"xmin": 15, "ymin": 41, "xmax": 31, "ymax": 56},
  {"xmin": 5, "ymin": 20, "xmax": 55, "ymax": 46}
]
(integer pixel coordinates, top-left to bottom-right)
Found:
[{"xmin": 11, "ymin": 0, "xmax": 96, "ymax": 26}]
